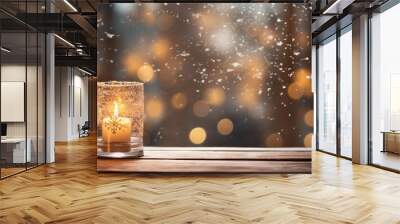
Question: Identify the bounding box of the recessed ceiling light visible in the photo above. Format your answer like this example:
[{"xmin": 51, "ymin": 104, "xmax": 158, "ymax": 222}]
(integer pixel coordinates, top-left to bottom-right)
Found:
[
  {"xmin": 322, "ymin": 0, "xmax": 354, "ymax": 15},
  {"xmin": 63, "ymin": 0, "xmax": 78, "ymax": 12},
  {"xmin": 54, "ymin": 34, "xmax": 75, "ymax": 48},
  {"xmin": 78, "ymin": 67, "xmax": 94, "ymax": 76}
]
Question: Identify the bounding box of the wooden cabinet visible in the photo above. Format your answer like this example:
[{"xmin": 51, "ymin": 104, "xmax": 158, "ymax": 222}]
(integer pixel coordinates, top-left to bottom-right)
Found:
[{"xmin": 382, "ymin": 132, "xmax": 400, "ymax": 154}]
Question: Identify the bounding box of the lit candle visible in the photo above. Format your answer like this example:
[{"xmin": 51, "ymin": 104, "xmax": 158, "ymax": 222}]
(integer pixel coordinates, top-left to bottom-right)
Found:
[{"xmin": 102, "ymin": 102, "xmax": 132, "ymax": 143}]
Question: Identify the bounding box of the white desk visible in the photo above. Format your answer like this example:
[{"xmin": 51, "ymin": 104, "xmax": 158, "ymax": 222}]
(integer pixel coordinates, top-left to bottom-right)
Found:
[{"xmin": 1, "ymin": 138, "xmax": 31, "ymax": 163}]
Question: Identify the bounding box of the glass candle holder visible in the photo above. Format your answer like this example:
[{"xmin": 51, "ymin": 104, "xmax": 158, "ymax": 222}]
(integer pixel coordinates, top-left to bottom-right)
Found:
[{"xmin": 97, "ymin": 81, "xmax": 144, "ymax": 158}]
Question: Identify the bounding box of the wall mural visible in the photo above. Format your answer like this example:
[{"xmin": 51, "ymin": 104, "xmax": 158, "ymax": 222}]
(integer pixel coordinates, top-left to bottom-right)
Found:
[{"xmin": 98, "ymin": 3, "xmax": 313, "ymax": 147}]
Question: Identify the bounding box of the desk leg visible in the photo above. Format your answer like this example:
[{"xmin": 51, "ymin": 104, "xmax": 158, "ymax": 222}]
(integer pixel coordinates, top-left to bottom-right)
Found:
[{"xmin": 382, "ymin": 133, "xmax": 386, "ymax": 152}]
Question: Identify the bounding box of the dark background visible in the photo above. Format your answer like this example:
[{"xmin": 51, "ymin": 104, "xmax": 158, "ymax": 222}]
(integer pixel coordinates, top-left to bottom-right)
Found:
[{"xmin": 98, "ymin": 3, "xmax": 313, "ymax": 147}]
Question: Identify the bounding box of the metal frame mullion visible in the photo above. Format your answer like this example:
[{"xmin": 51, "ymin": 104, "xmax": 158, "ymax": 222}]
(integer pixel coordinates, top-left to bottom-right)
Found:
[
  {"xmin": 367, "ymin": 11, "xmax": 373, "ymax": 165},
  {"xmin": 24, "ymin": 0, "xmax": 28, "ymax": 171},
  {"xmin": 336, "ymin": 28, "xmax": 341, "ymax": 157},
  {"xmin": 315, "ymin": 45, "xmax": 320, "ymax": 150},
  {"xmin": 36, "ymin": 0, "xmax": 39, "ymax": 168}
]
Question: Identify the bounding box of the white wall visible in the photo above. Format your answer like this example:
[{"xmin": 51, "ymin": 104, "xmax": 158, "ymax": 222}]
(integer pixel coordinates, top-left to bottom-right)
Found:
[
  {"xmin": 54, "ymin": 67, "xmax": 89, "ymax": 141},
  {"xmin": 1, "ymin": 65, "xmax": 37, "ymax": 138}
]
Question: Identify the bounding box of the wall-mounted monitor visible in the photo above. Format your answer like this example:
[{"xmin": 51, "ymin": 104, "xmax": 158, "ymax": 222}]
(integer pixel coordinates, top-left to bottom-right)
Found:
[{"xmin": 1, "ymin": 81, "xmax": 25, "ymax": 122}]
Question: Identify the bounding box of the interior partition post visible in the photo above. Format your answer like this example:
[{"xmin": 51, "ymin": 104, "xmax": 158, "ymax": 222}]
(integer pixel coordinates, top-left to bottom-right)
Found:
[
  {"xmin": 45, "ymin": 0, "xmax": 56, "ymax": 163},
  {"xmin": 352, "ymin": 14, "xmax": 369, "ymax": 164},
  {"xmin": 315, "ymin": 44, "xmax": 320, "ymax": 150},
  {"xmin": 46, "ymin": 33, "xmax": 55, "ymax": 164},
  {"xmin": 336, "ymin": 28, "xmax": 341, "ymax": 157}
]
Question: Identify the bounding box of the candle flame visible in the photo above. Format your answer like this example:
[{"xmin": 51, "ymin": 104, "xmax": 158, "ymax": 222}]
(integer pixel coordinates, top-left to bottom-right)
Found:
[{"xmin": 113, "ymin": 102, "xmax": 120, "ymax": 117}]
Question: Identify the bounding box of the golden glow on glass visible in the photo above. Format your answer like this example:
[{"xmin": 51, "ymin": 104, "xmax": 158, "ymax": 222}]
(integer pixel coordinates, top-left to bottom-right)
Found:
[
  {"xmin": 205, "ymin": 87, "xmax": 225, "ymax": 106},
  {"xmin": 189, "ymin": 127, "xmax": 207, "ymax": 144},
  {"xmin": 171, "ymin": 92, "xmax": 188, "ymax": 110},
  {"xmin": 102, "ymin": 101, "xmax": 132, "ymax": 143},
  {"xmin": 193, "ymin": 100, "xmax": 209, "ymax": 117},
  {"xmin": 137, "ymin": 64, "xmax": 154, "ymax": 83},
  {"xmin": 146, "ymin": 98, "xmax": 164, "ymax": 120},
  {"xmin": 217, "ymin": 118, "xmax": 234, "ymax": 135},
  {"xmin": 287, "ymin": 83, "xmax": 304, "ymax": 100},
  {"xmin": 113, "ymin": 101, "xmax": 120, "ymax": 117},
  {"xmin": 97, "ymin": 81, "xmax": 144, "ymax": 146},
  {"xmin": 304, "ymin": 133, "xmax": 313, "ymax": 147},
  {"xmin": 304, "ymin": 110, "xmax": 314, "ymax": 127},
  {"xmin": 265, "ymin": 133, "xmax": 283, "ymax": 147}
]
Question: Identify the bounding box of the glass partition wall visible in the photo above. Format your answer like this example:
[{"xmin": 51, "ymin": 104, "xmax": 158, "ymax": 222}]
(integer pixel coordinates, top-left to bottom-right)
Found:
[
  {"xmin": 370, "ymin": 3, "xmax": 400, "ymax": 171},
  {"xmin": 316, "ymin": 26, "xmax": 352, "ymax": 159},
  {"xmin": 339, "ymin": 27, "xmax": 352, "ymax": 159},
  {"xmin": 0, "ymin": 2, "xmax": 46, "ymax": 179},
  {"xmin": 317, "ymin": 35, "xmax": 337, "ymax": 154}
]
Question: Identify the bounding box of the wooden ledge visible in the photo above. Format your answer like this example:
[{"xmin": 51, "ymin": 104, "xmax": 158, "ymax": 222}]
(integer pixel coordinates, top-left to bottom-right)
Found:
[{"xmin": 97, "ymin": 147, "xmax": 311, "ymax": 174}]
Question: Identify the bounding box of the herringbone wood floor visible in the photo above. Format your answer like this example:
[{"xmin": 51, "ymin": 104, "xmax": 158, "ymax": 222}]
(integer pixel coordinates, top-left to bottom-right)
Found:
[{"xmin": 1, "ymin": 137, "xmax": 400, "ymax": 224}]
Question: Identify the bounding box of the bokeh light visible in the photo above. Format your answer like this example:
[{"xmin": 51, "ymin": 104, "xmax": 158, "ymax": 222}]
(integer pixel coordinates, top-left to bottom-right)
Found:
[
  {"xmin": 145, "ymin": 98, "xmax": 164, "ymax": 120},
  {"xmin": 171, "ymin": 92, "xmax": 188, "ymax": 110},
  {"xmin": 303, "ymin": 133, "xmax": 313, "ymax": 147},
  {"xmin": 287, "ymin": 83, "xmax": 304, "ymax": 100},
  {"xmin": 205, "ymin": 87, "xmax": 225, "ymax": 106},
  {"xmin": 193, "ymin": 100, "xmax": 210, "ymax": 117},
  {"xmin": 304, "ymin": 110, "xmax": 314, "ymax": 127},
  {"xmin": 99, "ymin": 3, "xmax": 313, "ymax": 147},
  {"xmin": 189, "ymin": 127, "xmax": 207, "ymax": 144},
  {"xmin": 123, "ymin": 53, "xmax": 143, "ymax": 75},
  {"xmin": 137, "ymin": 64, "xmax": 154, "ymax": 83},
  {"xmin": 294, "ymin": 68, "xmax": 312, "ymax": 97},
  {"xmin": 265, "ymin": 133, "xmax": 283, "ymax": 147},
  {"xmin": 217, "ymin": 118, "xmax": 234, "ymax": 135},
  {"xmin": 152, "ymin": 39, "xmax": 170, "ymax": 60}
]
